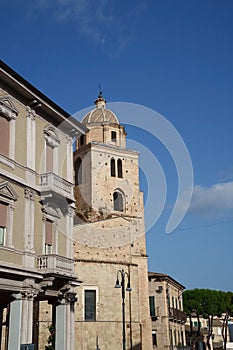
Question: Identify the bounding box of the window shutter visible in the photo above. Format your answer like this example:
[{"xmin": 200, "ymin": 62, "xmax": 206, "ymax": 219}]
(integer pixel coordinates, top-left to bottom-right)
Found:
[
  {"xmin": 149, "ymin": 296, "xmax": 156, "ymax": 317},
  {"xmin": 46, "ymin": 144, "xmax": 53, "ymax": 173},
  {"xmin": 45, "ymin": 220, "xmax": 53, "ymax": 245},
  {"xmin": 0, "ymin": 116, "xmax": 10, "ymax": 156},
  {"xmin": 0, "ymin": 202, "xmax": 7, "ymax": 227}
]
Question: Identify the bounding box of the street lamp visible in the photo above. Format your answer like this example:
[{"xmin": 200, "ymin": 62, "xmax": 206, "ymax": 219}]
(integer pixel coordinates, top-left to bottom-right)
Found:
[{"xmin": 115, "ymin": 269, "xmax": 132, "ymax": 350}]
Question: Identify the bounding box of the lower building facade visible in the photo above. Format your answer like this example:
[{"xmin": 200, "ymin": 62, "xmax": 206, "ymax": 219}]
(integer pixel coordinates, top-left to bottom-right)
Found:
[{"xmin": 148, "ymin": 272, "xmax": 187, "ymax": 350}]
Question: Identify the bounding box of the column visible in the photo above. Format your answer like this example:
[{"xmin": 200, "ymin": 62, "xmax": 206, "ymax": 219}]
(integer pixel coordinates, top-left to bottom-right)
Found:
[
  {"xmin": 24, "ymin": 190, "xmax": 31, "ymax": 251},
  {"xmin": 24, "ymin": 189, "xmax": 36, "ymax": 259},
  {"xmin": 20, "ymin": 292, "xmax": 35, "ymax": 345},
  {"xmin": 8, "ymin": 293, "xmax": 22, "ymax": 350},
  {"xmin": 30, "ymin": 197, "xmax": 35, "ymax": 252},
  {"xmin": 31, "ymin": 113, "xmax": 36, "ymax": 170},
  {"xmin": 26, "ymin": 107, "xmax": 32, "ymax": 168},
  {"xmin": 66, "ymin": 136, "xmax": 73, "ymax": 183},
  {"xmin": 55, "ymin": 298, "xmax": 66, "ymax": 350},
  {"xmin": 70, "ymin": 296, "xmax": 75, "ymax": 350},
  {"xmin": 20, "ymin": 295, "xmax": 28, "ymax": 344},
  {"xmin": 27, "ymin": 294, "xmax": 34, "ymax": 343},
  {"xmin": 66, "ymin": 205, "xmax": 75, "ymax": 259},
  {"xmin": 65, "ymin": 294, "xmax": 76, "ymax": 350},
  {"xmin": 66, "ymin": 211, "xmax": 70, "ymax": 258},
  {"xmin": 26, "ymin": 107, "xmax": 36, "ymax": 169},
  {"xmin": 66, "ymin": 302, "xmax": 71, "ymax": 349},
  {"xmin": 69, "ymin": 207, "xmax": 75, "ymax": 259}
]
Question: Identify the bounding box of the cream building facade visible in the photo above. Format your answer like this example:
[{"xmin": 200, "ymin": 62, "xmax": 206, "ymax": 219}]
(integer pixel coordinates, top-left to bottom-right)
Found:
[
  {"xmin": 73, "ymin": 93, "xmax": 152, "ymax": 350},
  {"xmin": 0, "ymin": 61, "xmax": 85, "ymax": 350},
  {"xmin": 148, "ymin": 272, "xmax": 187, "ymax": 350}
]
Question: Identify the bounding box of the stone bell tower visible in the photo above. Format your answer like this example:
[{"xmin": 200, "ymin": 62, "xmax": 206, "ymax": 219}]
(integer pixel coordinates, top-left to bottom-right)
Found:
[{"xmin": 73, "ymin": 93, "xmax": 152, "ymax": 350}]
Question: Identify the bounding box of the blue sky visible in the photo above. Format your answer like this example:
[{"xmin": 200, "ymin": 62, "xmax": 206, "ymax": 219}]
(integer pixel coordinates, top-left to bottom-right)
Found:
[{"xmin": 1, "ymin": 0, "xmax": 233, "ymax": 291}]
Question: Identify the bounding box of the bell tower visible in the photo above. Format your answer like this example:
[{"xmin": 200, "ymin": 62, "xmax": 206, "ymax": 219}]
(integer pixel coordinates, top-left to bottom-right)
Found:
[
  {"xmin": 74, "ymin": 92, "xmax": 142, "ymax": 223},
  {"xmin": 73, "ymin": 93, "xmax": 152, "ymax": 350}
]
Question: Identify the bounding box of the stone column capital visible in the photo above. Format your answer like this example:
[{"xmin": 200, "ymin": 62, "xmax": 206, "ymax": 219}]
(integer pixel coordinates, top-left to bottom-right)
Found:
[
  {"xmin": 26, "ymin": 106, "xmax": 36, "ymax": 121},
  {"xmin": 24, "ymin": 188, "xmax": 36, "ymax": 201}
]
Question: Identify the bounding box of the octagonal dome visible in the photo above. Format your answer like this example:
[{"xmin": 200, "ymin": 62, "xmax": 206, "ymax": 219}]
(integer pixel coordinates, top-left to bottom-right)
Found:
[{"xmin": 81, "ymin": 92, "xmax": 119, "ymax": 126}]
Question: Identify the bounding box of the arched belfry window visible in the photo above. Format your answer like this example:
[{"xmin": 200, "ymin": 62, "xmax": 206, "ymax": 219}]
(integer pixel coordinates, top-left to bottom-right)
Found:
[
  {"xmin": 80, "ymin": 134, "xmax": 85, "ymax": 147},
  {"xmin": 75, "ymin": 157, "xmax": 82, "ymax": 185},
  {"xmin": 113, "ymin": 191, "xmax": 124, "ymax": 212},
  {"xmin": 111, "ymin": 158, "xmax": 116, "ymax": 177},
  {"xmin": 117, "ymin": 159, "xmax": 123, "ymax": 178}
]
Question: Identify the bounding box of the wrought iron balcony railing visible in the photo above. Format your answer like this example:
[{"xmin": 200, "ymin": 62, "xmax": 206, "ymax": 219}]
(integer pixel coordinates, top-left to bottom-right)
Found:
[{"xmin": 169, "ymin": 307, "xmax": 187, "ymax": 323}]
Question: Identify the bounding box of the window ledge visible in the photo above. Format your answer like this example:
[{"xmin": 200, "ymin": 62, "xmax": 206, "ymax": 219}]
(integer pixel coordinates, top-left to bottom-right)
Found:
[{"xmin": 0, "ymin": 155, "xmax": 14, "ymax": 169}]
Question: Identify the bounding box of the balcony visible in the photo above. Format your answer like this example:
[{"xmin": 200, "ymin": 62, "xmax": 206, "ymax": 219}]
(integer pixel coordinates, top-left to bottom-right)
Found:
[
  {"xmin": 37, "ymin": 254, "xmax": 75, "ymax": 277},
  {"xmin": 169, "ymin": 307, "xmax": 187, "ymax": 323},
  {"xmin": 40, "ymin": 173, "xmax": 74, "ymax": 201}
]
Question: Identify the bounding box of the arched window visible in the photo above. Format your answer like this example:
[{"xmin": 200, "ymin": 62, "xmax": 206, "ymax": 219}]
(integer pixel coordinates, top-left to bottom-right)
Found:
[
  {"xmin": 113, "ymin": 191, "xmax": 124, "ymax": 212},
  {"xmin": 117, "ymin": 159, "xmax": 123, "ymax": 178},
  {"xmin": 80, "ymin": 134, "xmax": 85, "ymax": 146},
  {"xmin": 75, "ymin": 157, "xmax": 82, "ymax": 185},
  {"xmin": 110, "ymin": 158, "xmax": 116, "ymax": 177}
]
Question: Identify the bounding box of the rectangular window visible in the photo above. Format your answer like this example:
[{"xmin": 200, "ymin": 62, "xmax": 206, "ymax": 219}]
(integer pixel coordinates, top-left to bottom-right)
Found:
[
  {"xmin": 0, "ymin": 227, "xmax": 5, "ymax": 245},
  {"xmin": 152, "ymin": 330, "xmax": 157, "ymax": 346},
  {"xmin": 170, "ymin": 329, "xmax": 173, "ymax": 346},
  {"xmin": 85, "ymin": 290, "xmax": 96, "ymax": 321},
  {"xmin": 193, "ymin": 321, "xmax": 202, "ymax": 328},
  {"xmin": 149, "ymin": 296, "xmax": 156, "ymax": 317},
  {"xmin": 45, "ymin": 220, "xmax": 53, "ymax": 254},
  {"xmin": 111, "ymin": 131, "xmax": 117, "ymax": 142},
  {"xmin": 0, "ymin": 202, "xmax": 7, "ymax": 246},
  {"xmin": 172, "ymin": 296, "xmax": 175, "ymax": 308},
  {"xmin": 0, "ymin": 116, "xmax": 10, "ymax": 156},
  {"xmin": 174, "ymin": 330, "xmax": 177, "ymax": 345}
]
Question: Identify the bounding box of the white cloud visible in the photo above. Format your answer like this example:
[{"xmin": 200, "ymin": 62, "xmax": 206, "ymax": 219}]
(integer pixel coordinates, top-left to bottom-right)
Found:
[
  {"xmin": 189, "ymin": 181, "xmax": 233, "ymax": 217},
  {"xmin": 30, "ymin": 0, "xmax": 146, "ymax": 52}
]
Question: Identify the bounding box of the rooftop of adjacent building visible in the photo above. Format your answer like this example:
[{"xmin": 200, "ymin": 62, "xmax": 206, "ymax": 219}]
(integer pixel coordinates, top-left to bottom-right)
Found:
[{"xmin": 148, "ymin": 271, "xmax": 185, "ymax": 290}]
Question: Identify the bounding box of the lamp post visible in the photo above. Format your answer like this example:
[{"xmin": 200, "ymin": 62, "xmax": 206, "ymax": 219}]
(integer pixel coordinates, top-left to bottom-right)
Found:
[{"xmin": 115, "ymin": 269, "xmax": 132, "ymax": 350}]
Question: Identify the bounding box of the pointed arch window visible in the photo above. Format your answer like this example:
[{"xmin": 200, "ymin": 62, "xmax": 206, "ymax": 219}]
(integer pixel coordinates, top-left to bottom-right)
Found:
[
  {"xmin": 113, "ymin": 191, "xmax": 124, "ymax": 212},
  {"xmin": 117, "ymin": 159, "xmax": 123, "ymax": 178},
  {"xmin": 75, "ymin": 157, "xmax": 82, "ymax": 185},
  {"xmin": 110, "ymin": 158, "xmax": 116, "ymax": 177}
]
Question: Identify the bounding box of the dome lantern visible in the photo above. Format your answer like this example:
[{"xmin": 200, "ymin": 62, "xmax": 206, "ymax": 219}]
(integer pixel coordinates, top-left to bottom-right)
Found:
[{"xmin": 94, "ymin": 90, "xmax": 106, "ymax": 109}]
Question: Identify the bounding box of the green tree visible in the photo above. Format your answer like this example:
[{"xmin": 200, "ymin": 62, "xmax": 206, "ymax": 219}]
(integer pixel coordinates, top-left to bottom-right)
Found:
[
  {"xmin": 183, "ymin": 289, "xmax": 233, "ymax": 350},
  {"xmin": 45, "ymin": 325, "xmax": 55, "ymax": 350}
]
